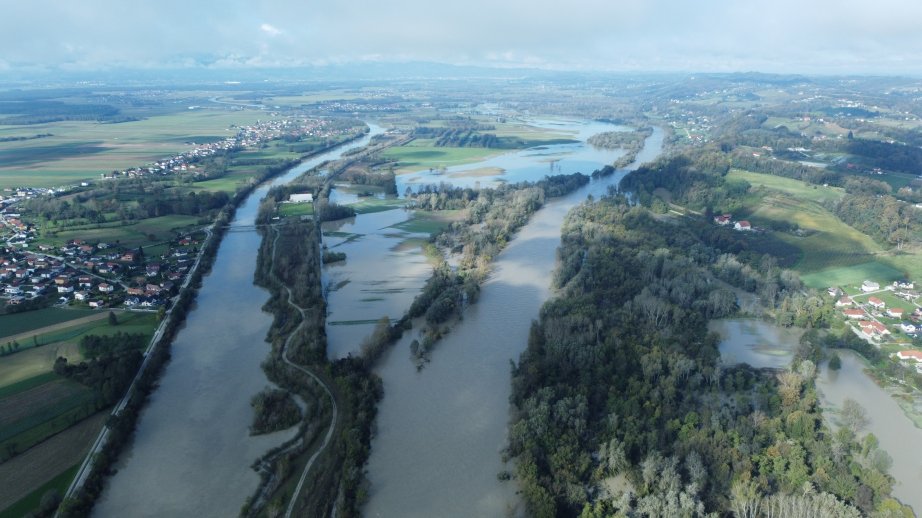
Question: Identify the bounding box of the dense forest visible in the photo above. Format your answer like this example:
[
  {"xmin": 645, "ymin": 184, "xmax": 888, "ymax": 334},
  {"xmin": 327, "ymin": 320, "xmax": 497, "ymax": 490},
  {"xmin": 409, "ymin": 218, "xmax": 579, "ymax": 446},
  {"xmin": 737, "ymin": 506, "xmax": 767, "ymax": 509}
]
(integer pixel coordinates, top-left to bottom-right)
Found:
[
  {"xmin": 508, "ymin": 194, "xmax": 909, "ymax": 517},
  {"xmin": 832, "ymin": 193, "xmax": 922, "ymax": 248}
]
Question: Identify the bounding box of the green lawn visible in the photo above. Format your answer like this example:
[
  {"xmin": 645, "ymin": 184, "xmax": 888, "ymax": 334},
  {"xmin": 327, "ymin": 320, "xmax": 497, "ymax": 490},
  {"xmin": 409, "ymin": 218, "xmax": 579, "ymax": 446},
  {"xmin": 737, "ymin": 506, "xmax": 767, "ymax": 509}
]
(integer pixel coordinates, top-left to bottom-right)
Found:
[
  {"xmin": 747, "ymin": 193, "xmax": 881, "ymax": 273},
  {"xmin": 30, "ymin": 312, "xmax": 156, "ymax": 348},
  {"xmin": 383, "ymin": 144, "xmax": 507, "ymax": 173},
  {"xmin": 350, "ymin": 198, "xmax": 406, "ymax": 215},
  {"xmin": 36, "ymin": 214, "xmax": 201, "ymax": 248},
  {"xmin": 390, "ymin": 210, "xmax": 463, "ymax": 235},
  {"xmin": 279, "ymin": 203, "xmax": 314, "ymax": 217},
  {"xmin": 729, "ymin": 169, "xmax": 921, "ymax": 289},
  {"xmin": 800, "ymin": 261, "xmax": 904, "ymax": 289},
  {"xmin": 0, "ymin": 463, "xmax": 79, "ymax": 518},
  {"xmin": 727, "ymin": 169, "xmax": 844, "ymax": 204},
  {"xmin": 0, "ymin": 308, "xmax": 96, "ymax": 338}
]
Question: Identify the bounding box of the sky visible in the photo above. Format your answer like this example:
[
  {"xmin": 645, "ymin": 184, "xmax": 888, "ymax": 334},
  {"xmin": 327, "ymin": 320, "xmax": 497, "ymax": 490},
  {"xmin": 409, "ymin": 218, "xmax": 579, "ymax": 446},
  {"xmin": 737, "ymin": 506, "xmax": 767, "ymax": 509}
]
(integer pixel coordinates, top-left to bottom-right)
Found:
[{"xmin": 2, "ymin": 0, "xmax": 921, "ymax": 75}]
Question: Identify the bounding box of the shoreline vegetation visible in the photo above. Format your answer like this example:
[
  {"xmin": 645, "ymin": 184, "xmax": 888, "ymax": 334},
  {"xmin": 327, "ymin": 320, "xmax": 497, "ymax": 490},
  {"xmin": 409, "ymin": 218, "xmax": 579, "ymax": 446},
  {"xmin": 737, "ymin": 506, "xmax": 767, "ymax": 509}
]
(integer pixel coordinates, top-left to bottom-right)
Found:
[
  {"xmin": 54, "ymin": 130, "xmax": 370, "ymax": 517},
  {"xmin": 507, "ymin": 191, "xmax": 911, "ymax": 516}
]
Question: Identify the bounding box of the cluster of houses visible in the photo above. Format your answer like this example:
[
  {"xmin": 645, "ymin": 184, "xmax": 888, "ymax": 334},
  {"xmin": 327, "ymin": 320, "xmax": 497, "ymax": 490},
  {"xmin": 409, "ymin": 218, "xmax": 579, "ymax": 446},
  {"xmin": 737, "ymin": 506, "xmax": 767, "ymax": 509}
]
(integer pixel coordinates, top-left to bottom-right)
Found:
[
  {"xmin": 98, "ymin": 118, "xmax": 342, "ymax": 182},
  {"xmin": 713, "ymin": 214, "xmax": 753, "ymax": 231},
  {"xmin": 1, "ymin": 234, "xmax": 201, "ymax": 312},
  {"xmin": 832, "ymin": 279, "xmax": 922, "ymax": 369}
]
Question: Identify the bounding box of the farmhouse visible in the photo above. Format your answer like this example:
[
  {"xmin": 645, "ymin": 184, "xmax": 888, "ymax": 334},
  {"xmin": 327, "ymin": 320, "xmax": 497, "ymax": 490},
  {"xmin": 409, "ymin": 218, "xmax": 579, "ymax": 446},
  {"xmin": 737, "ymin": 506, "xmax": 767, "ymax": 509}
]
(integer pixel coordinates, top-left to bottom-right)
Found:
[
  {"xmin": 867, "ymin": 297, "xmax": 885, "ymax": 309},
  {"xmin": 842, "ymin": 308, "xmax": 865, "ymax": 319},
  {"xmin": 835, "ymin": 296, "xmax": 854, "ymax": 307},
  {"xmin": 896, "ymin": 350, "xmax": 922, "ymax": 362},
  {"xmin": 859, "ymin": 320, "xmax": 889, "ymax": 339},
  {"xmin": 288, "ymin": 193, "xmax": 314, "ymax": 203},
  {"xmin": 734, "ymin": 220, "xmax": 752, "ymax": 231},
  {"xmin": 714, "ymin": 214, "xmax": 732, "ymax": 225},
  {"xmin": 861, "ymin": 280, "xmax": 880, "ymax": 292},
  {"xmin": 887, "ymin": 307, "xmax": 905, "ymax": 318}
]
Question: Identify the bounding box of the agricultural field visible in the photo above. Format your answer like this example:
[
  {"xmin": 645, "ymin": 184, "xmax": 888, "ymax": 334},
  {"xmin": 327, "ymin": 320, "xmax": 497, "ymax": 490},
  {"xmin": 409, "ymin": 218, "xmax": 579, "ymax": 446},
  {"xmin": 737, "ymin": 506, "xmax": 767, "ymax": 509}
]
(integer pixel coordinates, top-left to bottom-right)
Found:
[
  {"xmin": 0, "ymin": 108, "xmax": 272, "ymax": 189},
  {"xmin": 390, "ymin": 210, "xmax": 464, "ymax": 235},
  {"xmin": 350, "ymin": 198, "xmax": 406, "ymax": 215},
  {"xmin": 0, "ymin": 412, "xmax": 107, "ymax": 518},
  {"xmin": 0, "ymin": 311, "xmax": 156, "ymax": 388},
  {"xmin": 728, "ymin": 169, "xmax": 918, "ymax": 288},
  {"xmin": 727, "ymin": 169, "xmax": 844, "ymax": 204},
  {"xmin": 0, "ymin": 309, "xmax": 157, "ymax": 511},
  {"xmin": 382, "ymin": 143, "xmax": 507, "ymax": 173},
  {"xmin": 0, "ymin": 307, "xmax": 96, "ymax": 339},
  {"xmin": 279, "ymin": 202, "xmax": 314, "ymax": 217},
  {"xmin": 33, "ymin": 214, "xmax": 203, "ymax": 249}
]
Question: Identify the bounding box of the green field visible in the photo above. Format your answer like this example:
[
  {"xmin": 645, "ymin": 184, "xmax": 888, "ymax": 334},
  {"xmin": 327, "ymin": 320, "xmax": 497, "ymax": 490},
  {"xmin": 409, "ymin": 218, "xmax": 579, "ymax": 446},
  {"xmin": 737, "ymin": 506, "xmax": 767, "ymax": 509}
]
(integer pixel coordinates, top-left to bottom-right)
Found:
[
  {"xmin": 800, "ymin": 261, "xmax": 904, "ymax": 289},
  {"xmin": 729, "ymin": 169, "xmax": 921, "ymax": 288},
  {"xmin": 0, "ymin": 109, "xmax": 273, "ymax": 189},
  {"xmin": 0, "ymin": 463, "xmax": 79, "ymax": 518},
  {"xmin": 0, "ymin": 312, "xmax": 156, "ymax": 389},
  {"xmin": 727, "ymin": 169, "xmax": 844, "ymax": 204},
  {"xmin": 383, "ymin": 143, "xmax": 507, "ymax": 173},
  {"xmin": 35, "ymin": 214, "xmax": 202, "ymax": 248},
  {"xmin": 390, "ymin": 210, "xmax": 463, "ymax": 235},
  {"xmin": 280, "ymin": 202, "xmax": 314, "ymax": 217},
  {"xmin": 350, "ymin": 198, "xmax": 405, "ymax": 215},
  {"xmin": 0, "ymin": 308, "xmax": 96, "ymax": 338},
  {"xmin": 0, "ymin": 379, "xmax": 96, "ymax": 460}
]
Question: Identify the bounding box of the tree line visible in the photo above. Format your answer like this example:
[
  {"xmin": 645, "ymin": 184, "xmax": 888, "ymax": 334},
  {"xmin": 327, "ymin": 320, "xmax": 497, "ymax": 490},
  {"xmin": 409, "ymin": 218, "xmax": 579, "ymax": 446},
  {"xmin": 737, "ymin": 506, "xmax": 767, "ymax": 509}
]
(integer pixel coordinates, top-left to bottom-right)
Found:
[{"xmin": 508, "ymin": 194, "xmax": 909, "ymax": 517}]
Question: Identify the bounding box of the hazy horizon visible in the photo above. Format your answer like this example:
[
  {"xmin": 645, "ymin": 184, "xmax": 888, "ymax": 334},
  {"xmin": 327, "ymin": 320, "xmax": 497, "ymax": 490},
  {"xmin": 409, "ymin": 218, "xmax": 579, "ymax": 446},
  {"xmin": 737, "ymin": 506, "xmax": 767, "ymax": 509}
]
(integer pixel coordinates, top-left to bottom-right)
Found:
[{"xmin": 3, "ymin": 0, "xmax": 922, "ymax": 76}]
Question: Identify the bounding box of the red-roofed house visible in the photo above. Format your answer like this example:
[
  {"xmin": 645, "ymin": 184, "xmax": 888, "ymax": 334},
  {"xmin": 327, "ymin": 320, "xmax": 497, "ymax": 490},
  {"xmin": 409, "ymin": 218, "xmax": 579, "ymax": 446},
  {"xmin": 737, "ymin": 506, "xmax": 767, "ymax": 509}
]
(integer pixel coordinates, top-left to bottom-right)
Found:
[
  {"xmin": 714, "ymin": 214, "xmax": 732, "ymax": 226},
  {"xmin": 836, "ymin": 297, "xmax": 854, "ymax": 307},
  {"xmin": 887, "ymin": 307, "xmax": 905, "ymax": 318},
  {"xmin": 859, "ymin": 320, "xmax": 889, "ymax": 338},
  {"xmin": 868, "ymin": 297, "xmax": 885, "ymax": 309},
  {"xmin": 897, "ymin": 350, "xmax": 922, "ymax": 362},
  {"xmin": 734, "ymin": 220, "xmax": 752, "ymax": 231},
  {"xmin": 843, "ymin": 308, "xmax": 865, "ymax": 319}
]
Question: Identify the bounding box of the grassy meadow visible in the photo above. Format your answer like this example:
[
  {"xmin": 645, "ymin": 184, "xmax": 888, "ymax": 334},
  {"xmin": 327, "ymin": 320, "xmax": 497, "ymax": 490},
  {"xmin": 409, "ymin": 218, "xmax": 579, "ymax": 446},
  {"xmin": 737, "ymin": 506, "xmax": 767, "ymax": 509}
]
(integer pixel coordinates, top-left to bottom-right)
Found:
[{"xmin": 728, "ymin": 169, "xmax": 920, "ymax": 288}]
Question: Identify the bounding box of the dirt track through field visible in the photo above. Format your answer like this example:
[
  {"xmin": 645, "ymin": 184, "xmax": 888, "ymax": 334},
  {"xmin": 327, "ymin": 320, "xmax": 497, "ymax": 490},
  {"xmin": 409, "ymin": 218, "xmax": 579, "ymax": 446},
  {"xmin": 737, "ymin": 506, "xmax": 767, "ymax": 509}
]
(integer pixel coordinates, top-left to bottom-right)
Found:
[
  {"xmin": 0, "ymin": 412, "xmax": 107, "ymax": 512},
  {"xmin": 0, "ymin": 312, "xmax": 110, "ymax": 345}
]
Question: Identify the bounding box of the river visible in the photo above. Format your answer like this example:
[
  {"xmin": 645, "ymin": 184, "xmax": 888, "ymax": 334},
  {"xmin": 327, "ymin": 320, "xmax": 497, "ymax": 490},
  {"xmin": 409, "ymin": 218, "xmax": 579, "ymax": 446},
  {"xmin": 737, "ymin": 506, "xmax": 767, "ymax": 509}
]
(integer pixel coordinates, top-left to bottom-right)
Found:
[
  {"xmin": 362, "ymin": 125, "xmax": 665, "ymax": 517},
  {"xmin": 712, "ymin": 319, "xmax": 922, "ymax": 513},
  {"xmin": 816, "ymin": 350, "xmax": 922, "ymax": 513},
  {"xmin": 93, "ymin": 125, "xmax": 384, "ymax": 518}
]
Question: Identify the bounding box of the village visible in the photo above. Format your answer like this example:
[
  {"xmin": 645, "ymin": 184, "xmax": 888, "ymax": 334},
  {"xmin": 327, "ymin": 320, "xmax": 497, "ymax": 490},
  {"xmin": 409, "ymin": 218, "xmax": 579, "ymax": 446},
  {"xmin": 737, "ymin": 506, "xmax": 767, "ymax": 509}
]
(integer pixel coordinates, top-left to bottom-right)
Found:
[
  {"xmin": 0, "ymin": 229, "xmax": 206, "ymax": 314},
  {"xmin": 832, "ymin": 278, "xmax": 922, "ymax": 371}
]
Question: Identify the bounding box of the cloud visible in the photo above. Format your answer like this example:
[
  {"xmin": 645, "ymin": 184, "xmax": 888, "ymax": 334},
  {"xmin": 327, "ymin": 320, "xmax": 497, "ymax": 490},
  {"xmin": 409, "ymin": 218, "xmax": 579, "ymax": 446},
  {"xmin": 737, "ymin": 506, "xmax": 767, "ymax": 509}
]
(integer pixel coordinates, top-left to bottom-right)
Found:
[
  {"xmin": 1, "ymin": 0, "xmax": 921, "ymax": 74},
  {"xmin": 260, "ymin": 23, "xmax": 282, "ymax": 37}
]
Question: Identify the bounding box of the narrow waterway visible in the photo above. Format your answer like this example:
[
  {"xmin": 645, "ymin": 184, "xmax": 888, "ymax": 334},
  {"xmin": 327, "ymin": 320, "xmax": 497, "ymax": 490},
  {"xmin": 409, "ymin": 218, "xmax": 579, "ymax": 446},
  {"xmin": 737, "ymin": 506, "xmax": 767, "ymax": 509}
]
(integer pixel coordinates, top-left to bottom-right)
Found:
[
  {"xmin": 363, "ymin": 126, "xmax": 664, "ymax": 517},
  {"xmin": 93, "ymin": 125, "xmax": 383, "ymax": 518}
]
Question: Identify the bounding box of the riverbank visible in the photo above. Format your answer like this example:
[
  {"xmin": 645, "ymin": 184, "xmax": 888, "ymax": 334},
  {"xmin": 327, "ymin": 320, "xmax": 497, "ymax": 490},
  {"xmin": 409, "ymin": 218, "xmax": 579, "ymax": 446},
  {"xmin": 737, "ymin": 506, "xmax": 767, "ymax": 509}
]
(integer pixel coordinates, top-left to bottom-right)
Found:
[
  {"xmin": 363, "ymin": 125, "xmax": 665, "ymax": 517},
  {"xmin": 68, "ymin": 128, "xmax": 376, "ymax": 517}
]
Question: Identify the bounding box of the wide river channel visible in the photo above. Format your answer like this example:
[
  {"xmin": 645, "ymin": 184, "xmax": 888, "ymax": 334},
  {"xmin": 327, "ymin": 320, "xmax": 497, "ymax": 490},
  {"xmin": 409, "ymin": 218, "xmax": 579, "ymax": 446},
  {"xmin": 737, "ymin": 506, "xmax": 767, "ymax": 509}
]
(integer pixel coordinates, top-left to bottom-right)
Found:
[
  {"xmin": 362, "ymin": 124, "xmax": 665, "ymax": 517},
  {"xmin": 94, "ymin": 125, "xmax": 384, "ymax": 517}
]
